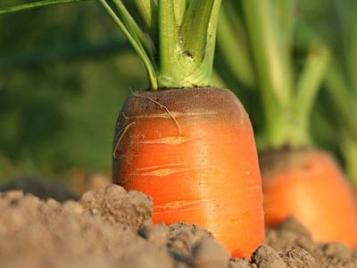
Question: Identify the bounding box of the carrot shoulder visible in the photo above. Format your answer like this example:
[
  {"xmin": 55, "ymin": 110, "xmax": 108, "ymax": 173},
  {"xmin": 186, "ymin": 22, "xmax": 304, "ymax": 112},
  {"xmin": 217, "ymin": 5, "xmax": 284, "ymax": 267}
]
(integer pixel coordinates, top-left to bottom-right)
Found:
[{"xmin": 113, "ymin": 88, "xmax": 265, "ymax": 258}]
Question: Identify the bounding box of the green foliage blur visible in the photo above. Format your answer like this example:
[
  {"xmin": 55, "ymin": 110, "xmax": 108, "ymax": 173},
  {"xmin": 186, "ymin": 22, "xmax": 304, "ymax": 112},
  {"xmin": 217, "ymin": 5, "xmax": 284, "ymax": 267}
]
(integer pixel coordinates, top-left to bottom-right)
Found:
[
  {"xmin": 0, "ymin": 0, "xmax": 147, "ymax": 182},
  {"xmin": 0, "ymin": 0, "xmax": 356, "ymax": 183}
]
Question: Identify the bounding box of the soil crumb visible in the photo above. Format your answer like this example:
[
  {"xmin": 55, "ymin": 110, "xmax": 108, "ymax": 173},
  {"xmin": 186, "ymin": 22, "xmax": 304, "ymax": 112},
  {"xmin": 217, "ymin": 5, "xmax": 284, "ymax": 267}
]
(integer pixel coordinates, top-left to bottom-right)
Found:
[{"xmin": 0, "ymin": 185, "xmax": 356, "ymax": 268}]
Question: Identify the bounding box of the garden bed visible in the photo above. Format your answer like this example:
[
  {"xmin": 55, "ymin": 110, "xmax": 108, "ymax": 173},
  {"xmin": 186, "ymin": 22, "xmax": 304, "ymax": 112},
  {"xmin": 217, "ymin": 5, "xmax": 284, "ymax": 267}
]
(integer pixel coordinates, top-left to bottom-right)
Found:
[{"xmin": 0, "ymin": 184, "xmax": 356, "ymax": 268}]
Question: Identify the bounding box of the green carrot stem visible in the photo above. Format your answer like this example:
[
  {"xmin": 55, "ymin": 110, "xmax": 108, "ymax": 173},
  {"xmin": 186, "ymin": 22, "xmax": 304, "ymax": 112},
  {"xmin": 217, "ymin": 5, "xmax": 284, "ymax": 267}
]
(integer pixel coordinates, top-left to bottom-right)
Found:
[
  {"xmin": 157, "ymin": 0, "xmax": 222, "ymax": 88},
  {"xmin": 242, "ymin": 0, "xmax": 292, "ymax": 105},
  {"xmin": 242, "ymin": 0, "xmax": 297, "ymax": 148},
  {"xmin": 333, "ymin": 0, "xmax": 357, "ymax": 95},
  {"xmin": 133, "ymin": 0, "xmax": 151, "ymax": 26},
  {"xmin": 173, "ymin": 0, "xmax": 186, "ymax": 27},
  {"xmin": 111, "ymin": 0, "xmax": 148, "ymax": 51},
  {"xmin": 217, "ymin": 3, "xmax": 255, "ymax": 87},
  {"xmin": 2, "ymin": 0, "xmax": 222, "ymax": 90},
  {"xmin": 294, "ymin": 42, "xmax": 330, "ymax": 144},
  {"xmin": 325, "ymin": 62, "xmax": 357, "ymax": 141},
  {"xmin": 98, "ymin": 0, "xmax": 158, "ymax": 89},
  {"xmin": 0, "ymin": 0, "xmax": 87, "ymax": 14},
  {"xmin": 157, "ymin": 0, "xmax": 178, "ymax": 87},
  {"xmin": 181, "ymin": 0, "xmax": 217, "ymax": 62},
  {"xmin": 273, "ymin": 0, "xmax": 295, "ymax": 54},
  {"xmin": 341, "ymin": 133, "xmax": 357, "ymax": 185}
]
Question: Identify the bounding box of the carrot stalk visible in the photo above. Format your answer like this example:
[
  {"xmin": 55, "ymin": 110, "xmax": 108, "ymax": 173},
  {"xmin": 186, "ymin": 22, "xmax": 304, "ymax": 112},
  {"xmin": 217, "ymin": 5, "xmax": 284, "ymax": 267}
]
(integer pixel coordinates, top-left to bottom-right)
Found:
[
  {"xmin": 217, "ymin": 3, "xmax": 255, "ymax": 88},
  {"xmin": 0, "ymin": 0, "xmax": 87, "ymax": 14},
  {"xmin": 294, "ymin": 42, "xmax": 330, "ymax": 144}
]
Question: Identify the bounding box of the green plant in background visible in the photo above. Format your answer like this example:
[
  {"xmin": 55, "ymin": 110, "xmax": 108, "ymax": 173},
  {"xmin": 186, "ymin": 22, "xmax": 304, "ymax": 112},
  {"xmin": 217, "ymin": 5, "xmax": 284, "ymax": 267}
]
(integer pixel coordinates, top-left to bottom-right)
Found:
[
  {"xmin": 0, "ymin": 0, "xmax": 147, "ymax": 181},
  {"xmin": 216, "ymin": 1, "xmax": 357, "ymax": 247},
  {"xmin": 297, "ymin": 0, "xmax": 357, "ymax": 183},
  {"xmin": 325, "ymin": 0, "xmax": 357, "ymax": 184},
  {"xmin": 217, "ymin": 0, "xmax": 330, "ymax": 150}
]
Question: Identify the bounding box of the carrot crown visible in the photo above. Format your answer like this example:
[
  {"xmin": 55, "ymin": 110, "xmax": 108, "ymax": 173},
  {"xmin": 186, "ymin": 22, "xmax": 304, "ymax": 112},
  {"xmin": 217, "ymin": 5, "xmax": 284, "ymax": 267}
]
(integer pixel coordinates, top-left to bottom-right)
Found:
[
  {"xmin": 217, "ymin": 0, "xmax": 330, "ymax": 149},
  {"xmin": 1, "ymin": 0, "xmax": 222, "ymax": 90}
]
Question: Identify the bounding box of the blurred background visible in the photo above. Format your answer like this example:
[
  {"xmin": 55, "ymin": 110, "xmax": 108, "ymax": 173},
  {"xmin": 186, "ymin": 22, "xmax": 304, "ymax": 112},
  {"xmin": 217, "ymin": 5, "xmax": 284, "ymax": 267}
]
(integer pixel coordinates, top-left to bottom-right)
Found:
[
  {"xmin": 0, "ymin": 0, "xmax": 355, "ymax": 194},
  {"xmin": 0, "ymin": 0, "xmax": 148, "ymax": 193}
]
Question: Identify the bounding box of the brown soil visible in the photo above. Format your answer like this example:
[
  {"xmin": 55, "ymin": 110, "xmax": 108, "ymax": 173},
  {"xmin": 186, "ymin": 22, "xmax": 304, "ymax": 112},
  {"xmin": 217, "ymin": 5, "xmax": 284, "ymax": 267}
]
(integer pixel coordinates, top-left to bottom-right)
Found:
[
  {"xmin": 0, "ymin": 176, "xmax": 77, "ymax": 201},
  {"xmin": 0, "ymin": 184, "xmax": 356, "ymax": 268}
]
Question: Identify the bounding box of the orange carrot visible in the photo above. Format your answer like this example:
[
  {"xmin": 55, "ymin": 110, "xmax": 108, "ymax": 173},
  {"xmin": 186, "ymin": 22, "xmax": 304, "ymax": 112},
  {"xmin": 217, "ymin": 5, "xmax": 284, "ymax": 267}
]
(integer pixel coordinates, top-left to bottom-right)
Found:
[
  {"xmin": 113, "ymin": 88, "xmax": 265, "ymax": 258},
  {"xmin": 353, "ymin": 186, "xmax": 357, "ymax": 208},
  {"xmin": 261, "ymin": 149, "xmax": 357, "ymax": 247},
  {"xmin": 227, "ymin": 0, "xmax": 357, "ymax": 248}
]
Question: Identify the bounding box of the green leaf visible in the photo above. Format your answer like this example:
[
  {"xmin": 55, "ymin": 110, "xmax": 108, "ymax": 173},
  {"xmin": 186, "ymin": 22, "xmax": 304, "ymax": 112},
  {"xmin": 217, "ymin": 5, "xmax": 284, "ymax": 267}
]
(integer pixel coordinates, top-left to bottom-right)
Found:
[
  {"xmin": 273, "ymin": 0, "xmax": 295, "ymax": 53},
  {"xmin": 173, "ymin": 0, "xmax": 186, "ymax": 27},
  {"xmin": 294, "ymin": 42, "xmax": 330, "ymax": 139},
  {"xmin": 340, "ymin": 133, "xmax": 357, "ymax": 184},
  {"xmin": 157, "ymin": 0, "xmax": 178, "ymax": 83},
  {"xmin": 181, "ymin": 0, "xmax": 220, "ymax": 61},
  {"xmin": 0, "ymin": 0, "xmax": 87, "ymax": 15},
  {"xmin": 111, "ymin": 0, "xmax": 154, "ymax": 58},
  {"xmin": 99, "ymin": 0, "xmax": 158, "ymax": 89},
  {"xmin": 133, "ymin": 0, "xmax": 158, "ymax": 39},
  {"xmin": 334, "ymin": 0, "xmax": 357, "ymax": 95},
  {"xmin": 325, "ymin": 61, "xmax": 357, "ymax": 141},
  {"xmin": 217, "ymin": 2, "xmax": 255, "ymax": 87},
  {"xmin": 242, "ymin": 0, "xmax": 292, "ymax": 106}
]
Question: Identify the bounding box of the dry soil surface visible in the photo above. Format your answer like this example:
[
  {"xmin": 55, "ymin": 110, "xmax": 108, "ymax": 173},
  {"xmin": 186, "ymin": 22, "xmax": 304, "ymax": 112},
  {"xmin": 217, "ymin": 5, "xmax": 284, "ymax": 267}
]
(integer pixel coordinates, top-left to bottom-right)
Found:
[{"xmin": 0, "ymin": 184, "xmax": 356, "ymax": 268}]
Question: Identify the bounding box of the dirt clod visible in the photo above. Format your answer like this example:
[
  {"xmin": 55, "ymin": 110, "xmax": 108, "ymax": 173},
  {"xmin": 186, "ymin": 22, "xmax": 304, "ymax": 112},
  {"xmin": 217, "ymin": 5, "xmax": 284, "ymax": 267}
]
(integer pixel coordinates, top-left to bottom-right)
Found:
[
  {"xmin": 316, "ymin": 243, "xmax": 357, "ymax": 268},
  {"xmin": 80, "ymin": 184, "xmax": 152, "ymax": 228},
  {"xmin": 253, "ymin": 245, "xmax": 287, "ymax": 268},
  {"xmin": 0, "ymin": 185, "xmax": 356, "ymax": 268},
  {"xmin": 192, "ymin": 237, "xmax": 230, "ymax": 268},
  {"xmin": 280, "ymin": 247, "xmax": 320, "ymax": 268}
]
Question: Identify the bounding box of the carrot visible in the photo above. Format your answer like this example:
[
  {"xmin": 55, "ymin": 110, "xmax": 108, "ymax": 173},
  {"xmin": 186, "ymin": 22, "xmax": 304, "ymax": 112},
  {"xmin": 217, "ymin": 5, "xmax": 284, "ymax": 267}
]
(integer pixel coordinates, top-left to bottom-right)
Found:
[
  {"xmin": 102, "ymin": 0, "xmax": 264, "ymax": 258},
  {"xmin": 102, "ymin": 1, "xmax": 265, "ymax": 258},
  {"xmin": 217, "ymin": 0, "xmax": 357, "ymax": 247},
  {"xmin": 113, "ymin": 88, "xmax": 264, "ymax": 257},
  {"xmin": 103, "ymin": 1, "xmax": 265, "ymax": 257},
  {"xmin": 261, "ymin": 149, "xmax": 357, "ymax": 247}
]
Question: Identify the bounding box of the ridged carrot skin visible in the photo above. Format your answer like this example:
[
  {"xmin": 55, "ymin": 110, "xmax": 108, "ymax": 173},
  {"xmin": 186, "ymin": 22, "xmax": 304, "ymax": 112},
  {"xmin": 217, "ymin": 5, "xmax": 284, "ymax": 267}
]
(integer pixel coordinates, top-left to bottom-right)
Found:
[
  {"xmin": 113, "ymin": 88, "xmax": 265, "ymax": 258},
  {"xmin": 262, "ymin": 149, "xmax": 357, "ymax": 247}
]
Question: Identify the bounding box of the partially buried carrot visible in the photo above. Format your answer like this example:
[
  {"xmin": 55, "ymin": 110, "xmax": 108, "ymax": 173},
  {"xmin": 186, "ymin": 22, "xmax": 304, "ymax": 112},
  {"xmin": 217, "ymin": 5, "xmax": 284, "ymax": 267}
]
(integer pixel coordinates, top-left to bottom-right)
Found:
[
  {"xmin": 242, "ymin": 0, "xmax": 357, "ymax": 247},
  {"xmin": 113, "ymin": 88, "xmax": 264, "ymax": 257},
  {"xmin": 100, "ymin": 0, "xmax": 264, "ymax": 258},
  {"xmin": 217, "ymin": 0, "xmax": 357, "ymax": 247},
  {"xmin": 261, "ymin": 149, "xmax": 357, "ymax": 247}
]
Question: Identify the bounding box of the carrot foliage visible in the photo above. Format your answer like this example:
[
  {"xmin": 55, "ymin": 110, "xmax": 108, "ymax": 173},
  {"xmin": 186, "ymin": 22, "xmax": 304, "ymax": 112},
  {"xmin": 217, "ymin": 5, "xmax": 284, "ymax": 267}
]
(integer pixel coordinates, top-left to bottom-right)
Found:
[
  {"xmin": 1, "ymin": 0, "xmax": 222, "ymax": 90},
  {"xmin": 217, "ymin": 0, "xmax": 330, "ymax": 149},
  {"xmin": 99, "ymin": 0, "xmax": 222, "ymax": 89},
  {"xmin": 0, "ymin": 0, "xmax": 87, "ymax": 14}
]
